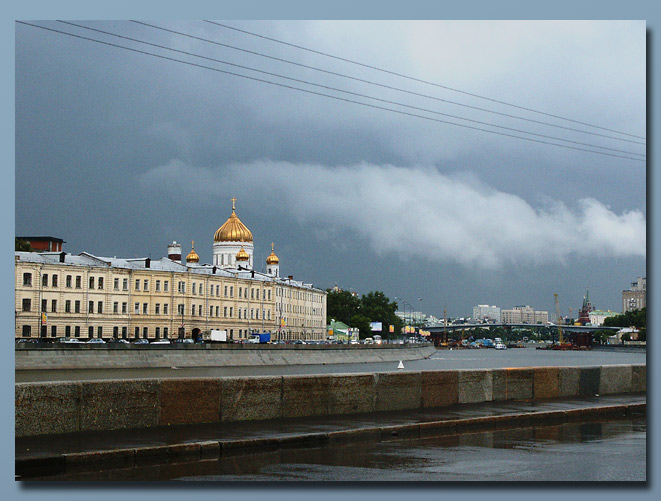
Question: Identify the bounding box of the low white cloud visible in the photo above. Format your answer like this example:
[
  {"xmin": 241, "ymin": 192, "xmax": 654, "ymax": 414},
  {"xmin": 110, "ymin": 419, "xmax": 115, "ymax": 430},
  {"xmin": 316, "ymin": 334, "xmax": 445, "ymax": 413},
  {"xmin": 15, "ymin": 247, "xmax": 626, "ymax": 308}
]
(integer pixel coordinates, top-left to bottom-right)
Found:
[{"xmin": 141, "ymin": 159, "xmax": 646, "ymax": 269}]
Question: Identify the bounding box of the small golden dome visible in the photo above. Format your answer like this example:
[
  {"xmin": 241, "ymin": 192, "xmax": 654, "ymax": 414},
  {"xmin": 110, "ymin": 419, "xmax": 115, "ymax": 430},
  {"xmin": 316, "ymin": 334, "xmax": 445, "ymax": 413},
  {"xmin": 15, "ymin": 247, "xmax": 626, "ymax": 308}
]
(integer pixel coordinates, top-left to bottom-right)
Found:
[
  {"xmin": 236, "ymin": 246, "xmax": 250, "ymax": 262},
  {"xmin": 214, "ymin": 197, "xmax": 253, "ymax": 243},
  {"xmin": 266, "ymin": 242, "xmax": 279, "ymax": 264},
  {"xmin": 186, "ymin": 241, "xmax": 200, "ymax": 263}
]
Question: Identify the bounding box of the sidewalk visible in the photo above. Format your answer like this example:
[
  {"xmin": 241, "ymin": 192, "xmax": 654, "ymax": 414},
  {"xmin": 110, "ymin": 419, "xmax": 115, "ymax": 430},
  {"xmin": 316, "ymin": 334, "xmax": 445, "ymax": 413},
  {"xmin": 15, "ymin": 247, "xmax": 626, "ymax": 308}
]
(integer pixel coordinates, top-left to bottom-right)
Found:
[{"xmin": 16, "ymin": 393, "xmax": 646, "ymax": 479}]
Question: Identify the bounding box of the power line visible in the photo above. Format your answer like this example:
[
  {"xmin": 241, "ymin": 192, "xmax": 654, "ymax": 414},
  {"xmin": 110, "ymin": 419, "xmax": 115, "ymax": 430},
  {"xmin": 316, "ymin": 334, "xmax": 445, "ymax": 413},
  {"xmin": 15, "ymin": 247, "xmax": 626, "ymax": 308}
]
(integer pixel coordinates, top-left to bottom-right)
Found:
[
  {"xmin": 57, "ymin": 21, "xmax": 644, "ymax": 158},
  {"xmin": 17, "ymin": 21, "xmax": 645, "ymax": 162},
  {"xmin": 205, "ymin": 20, "xmax": 646, "ymax": 142},
  {"xmin": 133, "ymin": 21, "xmax": 645, "ymax": 147}
]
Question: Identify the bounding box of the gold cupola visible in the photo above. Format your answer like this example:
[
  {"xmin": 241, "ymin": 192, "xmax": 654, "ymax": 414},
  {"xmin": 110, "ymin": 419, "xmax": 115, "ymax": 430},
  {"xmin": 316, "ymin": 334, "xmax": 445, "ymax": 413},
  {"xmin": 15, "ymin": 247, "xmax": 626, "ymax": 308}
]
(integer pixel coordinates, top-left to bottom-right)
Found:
[
  {"xmin": 235, "ymin": 246, "xmax": 250, "ymax": 262},
  {"xmin": 214, "ymin": 197, "xmax": 253, "ymax": 243},
  {"xmin": 266, "ymin": 242, "xmax": 279, "ymax": 264},
  {"xmin": 186, "ymin": 240, "xmax": 200, "ymax": 263}
]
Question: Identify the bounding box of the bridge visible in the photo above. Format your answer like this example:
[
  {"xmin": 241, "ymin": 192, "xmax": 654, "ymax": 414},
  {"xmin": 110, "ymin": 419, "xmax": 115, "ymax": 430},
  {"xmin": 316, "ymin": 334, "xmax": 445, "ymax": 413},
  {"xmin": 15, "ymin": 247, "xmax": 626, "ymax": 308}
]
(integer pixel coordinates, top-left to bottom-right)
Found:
[{"xmin": 426, "ymin": 323, "xmax": 620, "ymax": 333}]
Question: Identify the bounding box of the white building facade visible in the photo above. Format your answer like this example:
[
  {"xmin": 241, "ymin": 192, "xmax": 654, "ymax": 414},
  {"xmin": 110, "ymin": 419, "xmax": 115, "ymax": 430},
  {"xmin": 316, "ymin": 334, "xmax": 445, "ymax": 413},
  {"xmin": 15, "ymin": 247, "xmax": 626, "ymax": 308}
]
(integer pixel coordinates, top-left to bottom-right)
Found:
[
  {"xmin": 501, "ymin": 305, "xmax": 548, "ymax": 324},
  {"xmin": 15, "ymin": 200, "xmax": 327, "ymax": 342}
]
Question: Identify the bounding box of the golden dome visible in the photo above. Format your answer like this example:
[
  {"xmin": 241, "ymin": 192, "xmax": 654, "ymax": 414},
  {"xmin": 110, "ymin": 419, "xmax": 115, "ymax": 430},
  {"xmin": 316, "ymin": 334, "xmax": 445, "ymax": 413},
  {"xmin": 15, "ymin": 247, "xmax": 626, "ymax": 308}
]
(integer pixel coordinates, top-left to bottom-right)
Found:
[
  {"xmin": 266, "ymin": 242, "xmax": 279, "ymax": 264},
  {"xmin": 235, "ymin": 246, "xmax": 249, "ymax": 262},
  {"xmin": 213, "ymin": 197, "xmax": 253, "ymax": 243},
  {"xmin": 186, "ymin": 240, "xmax": 200, "ymax": 263}
]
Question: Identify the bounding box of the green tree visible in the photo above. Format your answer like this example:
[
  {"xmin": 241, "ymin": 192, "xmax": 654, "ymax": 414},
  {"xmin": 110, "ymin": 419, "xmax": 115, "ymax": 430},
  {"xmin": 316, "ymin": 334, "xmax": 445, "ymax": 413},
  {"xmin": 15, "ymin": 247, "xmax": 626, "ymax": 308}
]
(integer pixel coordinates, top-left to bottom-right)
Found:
[
  {"xmin": 326, "ymin": 289, "xmax": 360, "ymax": 325},
  {"xmin": 15, "ymin": 238, "xmax": 30, "ymax": 251},
  {"xmin": 351, "ymin": 314, "xmax": 372, "ymax": 339}
]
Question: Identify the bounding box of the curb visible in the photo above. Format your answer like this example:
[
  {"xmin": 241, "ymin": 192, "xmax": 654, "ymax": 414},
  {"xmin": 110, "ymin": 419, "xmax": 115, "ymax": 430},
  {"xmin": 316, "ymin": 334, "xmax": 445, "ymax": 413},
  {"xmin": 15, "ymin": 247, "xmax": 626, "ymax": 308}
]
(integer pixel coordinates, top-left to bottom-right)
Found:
[{"xmin": 16, "ymin": 402, "xmax": 645, "ymax": 479}]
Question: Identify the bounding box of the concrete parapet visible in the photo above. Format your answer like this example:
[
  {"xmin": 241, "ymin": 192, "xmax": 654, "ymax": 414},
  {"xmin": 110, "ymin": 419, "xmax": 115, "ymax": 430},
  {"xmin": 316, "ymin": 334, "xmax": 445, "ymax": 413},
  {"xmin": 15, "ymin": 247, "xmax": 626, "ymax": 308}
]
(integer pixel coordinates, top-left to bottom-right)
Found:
[
  {"xmin": 80, "ymin": 380, "xmax": 160, "ymax": 432},
  {"xmin": 458, "ymin": 369, "xmax": 492, "ymax": 403},
  {"xmin": 598, "ymin": 365, "xmax": 632, "ymax": 395},
  {"xmin": 375, "ymin": 371, "xmax": 422, "ymax": 412},
  {"xmin": 533, "ymin": 367, "xmax": 559, "ymax": 399},
  {"xmin": 420, "ymin": 370, "xmax": 458, "ymax": 408},
  {"xmin": 220, "ymin": 377, "xmax": 282, "ymax": 422},
  {"xmin": 14, "ymin": 364, "xmax": 646, "ymax": 438},
  {"xmin": 492, "ymin": 368, "xmax": 533, "ymax": 401}
]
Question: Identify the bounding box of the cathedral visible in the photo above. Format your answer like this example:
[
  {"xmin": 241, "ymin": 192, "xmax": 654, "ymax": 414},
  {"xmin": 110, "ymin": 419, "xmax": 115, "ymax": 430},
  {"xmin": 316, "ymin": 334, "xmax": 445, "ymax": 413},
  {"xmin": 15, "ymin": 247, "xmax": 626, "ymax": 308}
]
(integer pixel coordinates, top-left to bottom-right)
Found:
[{"xmin": 15, "ymin": 199, "xmax": 326, "ymax": 342}]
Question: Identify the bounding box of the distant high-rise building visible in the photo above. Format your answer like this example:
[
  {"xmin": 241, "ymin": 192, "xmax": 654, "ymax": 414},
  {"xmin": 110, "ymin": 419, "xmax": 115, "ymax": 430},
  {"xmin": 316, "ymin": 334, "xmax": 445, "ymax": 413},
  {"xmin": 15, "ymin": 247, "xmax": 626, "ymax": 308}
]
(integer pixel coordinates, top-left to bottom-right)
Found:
[
  {"xmin": 622, "ymin": 277, "xmax": 646, "ymax": 313},
  {"xmin": 472, "ymin": 304, "xmax": 501, "ymax": 323},
  {"xmin": 501, "ymin": 305, "xmax": 548, "ymax": 324}
]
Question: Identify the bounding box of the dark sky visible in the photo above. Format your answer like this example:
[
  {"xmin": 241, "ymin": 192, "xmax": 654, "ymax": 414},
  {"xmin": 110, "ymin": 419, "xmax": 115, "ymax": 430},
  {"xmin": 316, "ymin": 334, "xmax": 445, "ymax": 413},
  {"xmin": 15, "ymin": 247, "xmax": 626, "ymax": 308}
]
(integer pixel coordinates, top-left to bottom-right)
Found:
[{"xmin": 15, "ymin": 19, "xmax": 646, "ymax": 318}]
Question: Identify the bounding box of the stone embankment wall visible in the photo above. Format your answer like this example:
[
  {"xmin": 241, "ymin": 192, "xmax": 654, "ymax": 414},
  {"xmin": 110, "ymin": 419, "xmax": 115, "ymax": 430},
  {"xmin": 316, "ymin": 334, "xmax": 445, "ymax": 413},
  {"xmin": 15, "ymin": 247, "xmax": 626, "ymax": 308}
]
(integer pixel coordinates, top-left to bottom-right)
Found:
[
  {"xmin": 15, "ymin": 364, "xmax": 645, "ymax": 438},
  {"xmin": 15, "ymin": 344, "xmax": 437, "ymax": 370}
]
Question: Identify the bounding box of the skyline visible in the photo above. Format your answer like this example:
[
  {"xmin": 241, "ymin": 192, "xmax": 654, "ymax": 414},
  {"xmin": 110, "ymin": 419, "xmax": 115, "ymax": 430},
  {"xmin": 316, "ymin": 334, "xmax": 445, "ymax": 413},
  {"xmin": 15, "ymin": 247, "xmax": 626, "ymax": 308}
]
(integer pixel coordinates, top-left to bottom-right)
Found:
[{"xmin": 15, "ymin": 20, "xmax": 646, "ymax": 318}]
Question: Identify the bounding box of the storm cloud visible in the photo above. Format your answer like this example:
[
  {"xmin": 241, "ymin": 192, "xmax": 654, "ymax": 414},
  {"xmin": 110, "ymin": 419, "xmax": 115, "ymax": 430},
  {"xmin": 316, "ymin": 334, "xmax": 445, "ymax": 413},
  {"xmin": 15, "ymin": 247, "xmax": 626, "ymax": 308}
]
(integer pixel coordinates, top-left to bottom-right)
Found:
[{"xmin": 142, "ymin": 159, "xmax": 645, "ymax": 268}]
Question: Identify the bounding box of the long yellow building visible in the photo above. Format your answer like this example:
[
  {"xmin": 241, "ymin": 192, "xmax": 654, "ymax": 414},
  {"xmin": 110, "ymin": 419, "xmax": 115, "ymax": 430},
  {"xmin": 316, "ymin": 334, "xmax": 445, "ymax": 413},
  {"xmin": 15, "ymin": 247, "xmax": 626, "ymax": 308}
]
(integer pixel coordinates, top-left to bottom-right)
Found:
[{"xmin": 15, "ymin": 202, "xmax": 327, "ymax": 342}]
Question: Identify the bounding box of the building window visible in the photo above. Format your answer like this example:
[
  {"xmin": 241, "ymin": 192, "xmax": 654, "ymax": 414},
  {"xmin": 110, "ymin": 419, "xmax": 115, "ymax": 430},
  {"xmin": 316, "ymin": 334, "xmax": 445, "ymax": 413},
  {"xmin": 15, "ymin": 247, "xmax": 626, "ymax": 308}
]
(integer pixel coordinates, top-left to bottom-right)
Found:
[
  {"xmin": 51, "ymin": 300, "xmax": 57, "ymax": 313},
  {"xmin": 88, "ymin": 326, "xmax": 94, "ymax": 338},
  {"xmin": 143, "ymin": 327, "xmax": 148, "ymax": 339},
  {"xmin": 89, "ymin": 277, "xmax": 95, "ymax": 289},
  {"xmin": 250, "ymin": 309, "xmax": 254, "ymax": 320},
  {"xmin": 144, "ymin": 280, "xmax": 149, "ymax": 291},
  {"xmin": 164, "ymin": 280, "xmax": 169, "ymax": 292},
  {"xmin": 65, "ymin": 300, "xmax": 71, "ymax": 313},
  {"xmin": 113, "ymin": 326, "xmax": 119, "ymax": 338},
  {"xmin": 238, "ymin": 309, "xmax": 242, "ymax": 319},
  {"xmin": 223, "ymin": 306, "xmax": 227, "ymax": 318},
  {"xmin": 224, "ymin": 286, "xmax": 228, "ymax": 297},
  {"xmin": 23, "ymin": 273, "xmax": 32, "ymax": 286},
  {"xmin": 199, "ymin": 283, "xmax": 203, "ymax": 296},
  {"xmin": 210, "ymin": 286, "xmax": 214, "ymax": 297},
  {"xmin": 163, "ymin": 303, "xmax": 169, "ymax": 315},
  {"xmin": 52, "ymin": 275, "xmax": 58, "ymax": 287},
  {"xmin": 135, "ymin": 279, "xmax": 140, "ymax": 291},
  {"xmin": 41, "ymin": 299, "xmax": 47, "ymax": 312},
  {"xmin": 123, "ymin": 279, "xmax": 128, "ymax": 291},
  {"xmin": 210, "ymin": 305, "xmax": 214, "ymax": 316},
  {"xmin": 75, "ymin": 326, "xmax": 81, "ymax": 337},
  {"xmin": 89, "ymin": 301, "xmax": 94, "ymax": 313},
  {"xmin": 229, "ymin": 307, "xmax": 233, "ymax": 318},
  {"xmin": 22, "ymin": 298, "xmax": 31, "ymax": 312},
  {"xmin": 97, "ymin": 301, "xmax": 103, "ymax": 314},
  {"xmin": 51, "ymin": 325, "xmax": 57, "ymax": 338},
  {"xmin": 163, "ymin": 327, "xmax": 169, "ymax": 339},
  {"xmin": 122, "ymin": 327, "xmax": 127, "ymax": 338},
  {"xmin": 98, "ymin": 277, "xmax": 104, "ymax": 289},
  {"xmin": 143, "ymin": 303, "xmax": 148, "ymax": 315},
  {"xmin": 97, "ymin": 326, "xmax": 103, "ymax": 338},
  {"xmin": 65, "ymin": 326, "xmax": 71, "ymax": 337},
  {"xmin": 178, "ymin": 304, "xmax": 184, "ymax": 315},
  {"xmin": 191, "ymin": 305, "xmax": 195, "ymax": 316},
  {"xmin": 135, "ymin": 327, "xmax": 140, "ymax": 338},
  {"xmin": 156, "ymin": 280, "xmax": 161, "ymax": 292},
  {"xmin": 75, "ymin": 301, "xmax": 81, "ymax": 313},
  {"xmin": 230, "ymin": 286, "xmax": 234, "ymax": 297},
  {"xmin": 178, "ymin": 281, "xmax": 185, "ymax": 294},
  {"xmin": 114, "ymin": 278, "xmax": 119, "ymax": 290},
  {"xmin": 251, "ymin": 288, "xmax": 254, "ymax": 300},
  {"xmin": 135, "ymin": 303, "xmax": 140, "ymax": 314},
  {"xmin": 216, "ymin": 285, "xmax": 220, "ymax": 296},
  {"xmin": 22, "ymin": 325, "xmax": 31, "ymax": 337},
  {"xmin": 122, "ymin": 302, "xmax": 127, "ymax": 314},
  {"xmin": 155, "ymin": 304, "xmax": 160, "ymax": 315},
  {"xmin": 113, "ymin": 302, "xmax": 118, "ymax": 313},
  {"xmin": 155, "ymin": 327, "xmax": 160, "ymax": 339}
]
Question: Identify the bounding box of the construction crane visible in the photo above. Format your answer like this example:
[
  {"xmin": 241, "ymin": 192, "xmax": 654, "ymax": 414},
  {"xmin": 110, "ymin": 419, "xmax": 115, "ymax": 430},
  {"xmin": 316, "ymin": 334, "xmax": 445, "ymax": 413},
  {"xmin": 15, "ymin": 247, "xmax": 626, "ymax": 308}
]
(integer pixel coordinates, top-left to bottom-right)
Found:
[{"xmin": 554, "ymin": 293, "xmax": 564, "ymax": 345}]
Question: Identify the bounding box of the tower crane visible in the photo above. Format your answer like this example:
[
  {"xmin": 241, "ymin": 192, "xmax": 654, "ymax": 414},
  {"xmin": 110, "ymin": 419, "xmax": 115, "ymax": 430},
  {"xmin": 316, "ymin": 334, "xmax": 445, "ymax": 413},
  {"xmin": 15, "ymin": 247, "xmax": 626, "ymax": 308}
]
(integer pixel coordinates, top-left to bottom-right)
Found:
[{"xmin": 554, "ymin": 293, "xmax": 564, "ymax": 345}]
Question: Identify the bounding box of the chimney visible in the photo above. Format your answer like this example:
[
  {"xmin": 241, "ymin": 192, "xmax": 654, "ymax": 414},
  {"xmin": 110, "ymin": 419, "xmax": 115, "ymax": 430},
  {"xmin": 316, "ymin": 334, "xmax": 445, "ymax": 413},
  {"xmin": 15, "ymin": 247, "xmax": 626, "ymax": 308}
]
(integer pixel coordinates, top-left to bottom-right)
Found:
[
  {"xmin": 167, "ymin": 241, "xmax": 182, "ymax": 263},
  {"xmin": 288, "ymin": 275, "xmax": 293, "ymax": 280}
]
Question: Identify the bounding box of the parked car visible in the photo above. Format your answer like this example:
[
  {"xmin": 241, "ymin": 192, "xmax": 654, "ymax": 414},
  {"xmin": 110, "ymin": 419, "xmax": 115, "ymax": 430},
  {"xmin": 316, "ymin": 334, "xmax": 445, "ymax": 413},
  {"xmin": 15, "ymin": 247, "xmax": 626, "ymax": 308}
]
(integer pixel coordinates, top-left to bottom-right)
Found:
[
  {"xmin": 87, "ymin": 338, "xmax": 106, "ymax": 344},
  {"xmin": 131, "ymin": 339, "xmax": 150, "ymax": 344},
  {"xmin": 173, "ymin": 338, "xmax": 193, "ymax": 344},
  {"xmin": 495, "ymin": 342, "xmax": 507, "ymax": 350},
  {"xmin": 56, "ymin": 337, "xmax": 82, "ymax": 344},
  {"xmin": 108, "ymin": 338, "xmax": 129, "ymax": 344},
  {"xmin": 150, "ymin": 339, "xmax": 170, "ymax": 345}
]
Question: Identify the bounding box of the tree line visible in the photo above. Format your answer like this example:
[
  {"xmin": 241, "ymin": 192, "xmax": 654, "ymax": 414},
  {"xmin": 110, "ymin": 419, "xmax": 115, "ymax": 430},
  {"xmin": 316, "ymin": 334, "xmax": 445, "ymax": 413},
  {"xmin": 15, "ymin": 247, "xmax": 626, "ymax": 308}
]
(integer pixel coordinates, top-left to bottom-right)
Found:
[{"xmin": 326, "ymin": 289, "xmax": 404, "ymax": 339}]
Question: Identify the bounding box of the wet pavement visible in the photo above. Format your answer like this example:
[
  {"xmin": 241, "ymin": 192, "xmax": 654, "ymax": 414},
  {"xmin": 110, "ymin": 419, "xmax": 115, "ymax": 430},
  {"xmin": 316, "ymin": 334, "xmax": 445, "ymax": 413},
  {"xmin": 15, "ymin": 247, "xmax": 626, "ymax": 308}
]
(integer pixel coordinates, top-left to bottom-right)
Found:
[{"xmin": 16, "ymin": 393, "xmax": 646, "ymax": 481}]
